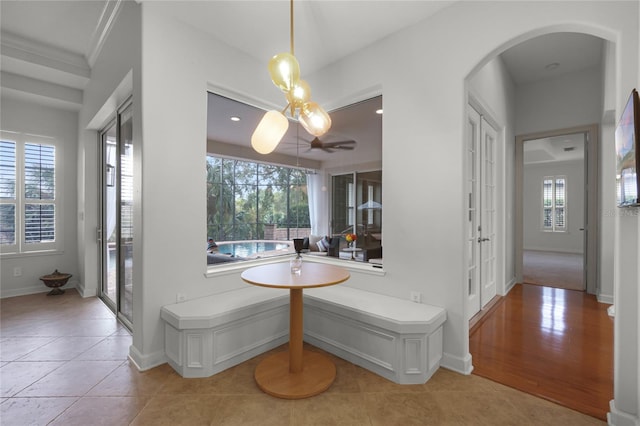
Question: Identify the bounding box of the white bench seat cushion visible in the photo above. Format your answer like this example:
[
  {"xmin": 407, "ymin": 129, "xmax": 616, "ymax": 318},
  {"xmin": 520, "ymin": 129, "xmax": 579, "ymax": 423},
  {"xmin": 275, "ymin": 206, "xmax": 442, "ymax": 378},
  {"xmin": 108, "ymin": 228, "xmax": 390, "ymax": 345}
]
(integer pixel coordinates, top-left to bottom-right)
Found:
[
  {"xmin": 304, "ymin": 286, "xmax": 446, "ymax": 334},
  {"xmin": 161, "ymin": 286, "xmax": 289, "ymax": 330}
]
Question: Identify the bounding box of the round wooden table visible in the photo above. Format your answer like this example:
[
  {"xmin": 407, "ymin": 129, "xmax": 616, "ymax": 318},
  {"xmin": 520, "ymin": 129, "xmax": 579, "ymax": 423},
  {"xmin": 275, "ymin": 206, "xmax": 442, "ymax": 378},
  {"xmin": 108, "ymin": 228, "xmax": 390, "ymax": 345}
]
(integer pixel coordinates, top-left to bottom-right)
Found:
[{"xmin": 241, "ymin": 261, "xmax": 350, "ymax": 399}]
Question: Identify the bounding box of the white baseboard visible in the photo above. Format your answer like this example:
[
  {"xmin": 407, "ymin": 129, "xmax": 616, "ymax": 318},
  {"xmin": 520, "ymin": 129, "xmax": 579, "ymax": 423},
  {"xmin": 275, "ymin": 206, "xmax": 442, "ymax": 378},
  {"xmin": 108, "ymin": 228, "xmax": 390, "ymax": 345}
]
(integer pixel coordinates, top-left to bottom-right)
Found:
[
  {"xmin": 523, "ymin": 247, "xmax": 583, "ymax": 255},
  {"xmin": 597, "ymin": 293, "xmax": 614, "ymax": 305},
  {"xmin": 128, "ymin": 344, "xmax": 167, "ymax": 372},
  {"xmin": 608, "ymin": 399, "xmax": 640, "ymax": 426},
  {"xmin": 505, "ymin": 277, "xmax": 517, "ymax": 293},
  {"xmin": 440, "ymin": 351, "xmax": 473, "ymax": 375},
  {"xmin": 75, "ymin": 280, "xmax": 97, "ymax": 298},
  {"xmin": 0, "ymin": 280, "xmax": 77, "ymax": 299}
]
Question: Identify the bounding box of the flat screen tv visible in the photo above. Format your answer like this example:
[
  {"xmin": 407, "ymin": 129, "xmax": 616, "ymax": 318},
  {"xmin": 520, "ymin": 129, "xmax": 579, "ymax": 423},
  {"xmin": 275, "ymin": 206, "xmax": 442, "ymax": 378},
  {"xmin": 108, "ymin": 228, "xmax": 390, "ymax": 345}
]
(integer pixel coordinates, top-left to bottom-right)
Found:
[{"xmin": 615, "ymin": 88, "xmax": 640, "ymax": 207}]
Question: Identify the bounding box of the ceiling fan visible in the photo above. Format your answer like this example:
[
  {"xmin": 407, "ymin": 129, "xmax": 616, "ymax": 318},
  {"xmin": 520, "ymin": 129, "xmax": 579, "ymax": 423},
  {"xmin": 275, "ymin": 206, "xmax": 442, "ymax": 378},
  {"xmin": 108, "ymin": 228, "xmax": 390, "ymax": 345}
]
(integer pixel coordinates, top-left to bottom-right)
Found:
[{"xmin": 306, "ymin": 137, "xmax": 356, "ymax": 153}]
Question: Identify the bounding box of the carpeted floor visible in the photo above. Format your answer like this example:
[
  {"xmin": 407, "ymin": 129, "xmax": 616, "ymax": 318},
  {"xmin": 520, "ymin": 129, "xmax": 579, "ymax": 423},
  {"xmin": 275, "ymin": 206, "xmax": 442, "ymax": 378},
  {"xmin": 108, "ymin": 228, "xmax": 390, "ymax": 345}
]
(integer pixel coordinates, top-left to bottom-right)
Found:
[{"xmin": 522, "ymin": 250, "xmax": 584, "ymax": 291}]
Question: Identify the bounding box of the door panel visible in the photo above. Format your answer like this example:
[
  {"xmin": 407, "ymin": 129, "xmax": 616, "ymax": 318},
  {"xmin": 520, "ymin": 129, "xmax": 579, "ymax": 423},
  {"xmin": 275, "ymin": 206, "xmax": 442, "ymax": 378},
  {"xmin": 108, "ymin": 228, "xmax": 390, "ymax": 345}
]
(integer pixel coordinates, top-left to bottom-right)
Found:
[
  {"xmin": 467, "ymin": 107, "xmax": 481, "ymax": 319},
  {"xmin": 467, "ymin": 106, "xmax": 498, "ymax": 320},
  {"xmin": 118, "ymin": 103, "xmax": 133, "ymax": 324},
  {"xmin": 480, "ymin": 117, "xmax": 497, "ymax": 306},
  {"xmin": 101, "ymin": 122, "xmax": 118, "ymax": 310}
]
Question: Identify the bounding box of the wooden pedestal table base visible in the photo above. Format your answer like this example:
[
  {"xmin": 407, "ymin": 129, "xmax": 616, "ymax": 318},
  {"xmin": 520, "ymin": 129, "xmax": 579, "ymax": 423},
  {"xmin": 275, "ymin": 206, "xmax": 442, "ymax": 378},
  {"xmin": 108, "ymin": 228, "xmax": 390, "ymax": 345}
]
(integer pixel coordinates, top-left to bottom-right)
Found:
[
  {"xmin": 254, "ymin": 349, "xmax": 336, "ymax": 399},
  {"xmin": 241, "ymin": 262, "xmax": 350, "ymax": 399}
]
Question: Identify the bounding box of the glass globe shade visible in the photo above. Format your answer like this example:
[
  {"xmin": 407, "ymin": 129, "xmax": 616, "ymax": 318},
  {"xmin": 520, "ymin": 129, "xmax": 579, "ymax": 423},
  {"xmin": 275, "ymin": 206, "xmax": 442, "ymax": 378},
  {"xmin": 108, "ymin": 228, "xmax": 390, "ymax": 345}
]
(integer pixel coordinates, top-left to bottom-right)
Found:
[
  {"xmin": 251, "ymin": 110, "xmax": 289, "ymax": 154},
  {"xmin": 287, "ymin": 79, "xmax": 311, "ymax": 110},
  {"xmin": 268, "ymin": 52, "xmax": 300, "ymax": 92},
  {"xmin": 299, "ymin": 102, "xmax": 331, "ymax": 137}
]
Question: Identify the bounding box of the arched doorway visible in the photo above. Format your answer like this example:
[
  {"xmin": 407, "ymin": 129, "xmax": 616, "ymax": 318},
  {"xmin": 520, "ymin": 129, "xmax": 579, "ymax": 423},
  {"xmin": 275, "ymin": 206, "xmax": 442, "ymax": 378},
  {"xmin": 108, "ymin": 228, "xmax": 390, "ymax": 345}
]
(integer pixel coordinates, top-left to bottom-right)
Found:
[{"xmin": 464, "ymin": 27, "xmax": 615, "ymax": 420}]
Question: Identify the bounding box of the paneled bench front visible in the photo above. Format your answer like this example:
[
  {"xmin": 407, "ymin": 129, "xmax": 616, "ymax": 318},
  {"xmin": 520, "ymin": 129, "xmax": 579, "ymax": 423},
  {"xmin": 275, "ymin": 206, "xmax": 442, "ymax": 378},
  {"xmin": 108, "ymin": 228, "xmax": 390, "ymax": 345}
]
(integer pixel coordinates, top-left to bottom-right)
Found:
[
  {"xmin": 161, "ymin": 284, "xmax": 447, "ymax": 383},
  {"xmin": 304, "ymin": 286, "xmax": 446, "ymax": 384},
  {"xmin": 161, "ymin": 286, "xmax": 289, "ymax": 378}
]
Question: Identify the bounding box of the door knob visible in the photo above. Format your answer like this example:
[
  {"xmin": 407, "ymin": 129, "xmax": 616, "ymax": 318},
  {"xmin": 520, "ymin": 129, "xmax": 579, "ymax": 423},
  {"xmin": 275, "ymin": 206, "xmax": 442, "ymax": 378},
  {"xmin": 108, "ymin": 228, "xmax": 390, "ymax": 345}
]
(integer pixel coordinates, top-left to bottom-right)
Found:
[{"xmin": 477, "ymin": 237, "xmax": 490, "ymax": 243}]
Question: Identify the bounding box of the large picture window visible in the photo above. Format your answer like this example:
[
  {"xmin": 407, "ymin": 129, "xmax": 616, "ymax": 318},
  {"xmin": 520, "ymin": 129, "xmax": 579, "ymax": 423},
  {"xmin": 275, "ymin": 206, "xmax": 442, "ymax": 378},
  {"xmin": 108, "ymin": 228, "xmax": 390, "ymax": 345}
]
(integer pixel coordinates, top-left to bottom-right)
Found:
[
  {"xmin": 542, "ymin": 175, "xmax": 566, "ymax": 232},
  {"xmin": 206, "ymin": 155, "xmax": 310, "ymax": 247},
  {"xmin": 0, "ymin": 132, "xmax": 59, "ymax": 254}
]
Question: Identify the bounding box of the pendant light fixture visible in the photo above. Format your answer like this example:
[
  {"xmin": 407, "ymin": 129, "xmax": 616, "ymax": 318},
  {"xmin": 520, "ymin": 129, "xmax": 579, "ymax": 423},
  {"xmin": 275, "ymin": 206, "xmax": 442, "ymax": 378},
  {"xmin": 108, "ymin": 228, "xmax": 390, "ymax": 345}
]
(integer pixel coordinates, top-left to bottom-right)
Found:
[{"xmin": 251, "ymin": 0, "xmax": 331, "ymax": 155}]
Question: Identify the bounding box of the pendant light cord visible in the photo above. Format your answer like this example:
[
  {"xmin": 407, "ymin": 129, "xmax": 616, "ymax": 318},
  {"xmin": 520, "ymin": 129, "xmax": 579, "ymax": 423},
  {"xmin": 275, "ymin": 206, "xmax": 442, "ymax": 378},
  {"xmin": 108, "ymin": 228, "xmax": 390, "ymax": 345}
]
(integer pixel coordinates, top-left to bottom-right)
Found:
[{"xmin": 290, "ymin": 0, "xmax": 294, "ymax": 55}]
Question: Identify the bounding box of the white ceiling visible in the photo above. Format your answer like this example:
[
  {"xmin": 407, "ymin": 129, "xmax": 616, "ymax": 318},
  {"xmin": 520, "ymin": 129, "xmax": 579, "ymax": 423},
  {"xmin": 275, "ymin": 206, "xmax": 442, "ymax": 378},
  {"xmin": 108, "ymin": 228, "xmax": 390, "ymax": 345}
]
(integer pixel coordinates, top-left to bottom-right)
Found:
[
  {"xmin": 0, "ymin": 1, "xmax": 605, "ymax": 163},
  {"xmin": 523, "ymin": 133, "xmax": 586, "ymax": 164},
  {"xmin": 0, "ymin": 0, "xmax": 107, "ymax": 59},
  {"xmin": 501, "ymin": 32, "xmax": 604, "ymax": 85}
]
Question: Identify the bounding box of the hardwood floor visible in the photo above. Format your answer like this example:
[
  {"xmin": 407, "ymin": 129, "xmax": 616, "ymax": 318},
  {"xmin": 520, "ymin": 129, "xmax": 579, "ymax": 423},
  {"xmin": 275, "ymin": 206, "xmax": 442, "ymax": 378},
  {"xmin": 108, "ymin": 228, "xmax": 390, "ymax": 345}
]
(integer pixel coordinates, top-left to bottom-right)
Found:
[{"xmin": 469, "ymin": 283, "xmax": 613, "ymax": 421}]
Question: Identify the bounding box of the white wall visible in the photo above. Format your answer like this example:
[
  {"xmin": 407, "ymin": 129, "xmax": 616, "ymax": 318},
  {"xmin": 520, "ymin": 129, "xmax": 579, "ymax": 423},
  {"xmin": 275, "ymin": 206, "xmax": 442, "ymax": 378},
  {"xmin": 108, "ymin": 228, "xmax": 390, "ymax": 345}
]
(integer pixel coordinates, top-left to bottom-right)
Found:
[
  {"xmin": 0, "ymin": 98, "xmax": 79, "ymax": 297},
  {"xmin": 609, "ymin": 2, "xmax": 640, "ymax": 423},
  {"xmin": 599, "ymin": 40, "xmax": 617, "ymax": 304},
  {"xmin": 523, "ymin": 159, "xmax": 585, "ymax": 253},
  {"xmin": 516, "ymin": 66, "xmax": 604, "ymax": 135},
  {"xmin": 610, "ymin": 2, "xmax": 640, "ymax": 423},
  {"xmin": 121, "ymin": 2, "xmax": 639, "ymax": 398},
  {"xmin": 77, "ymin": 1, "xmax": 141, "ymax": 301}
]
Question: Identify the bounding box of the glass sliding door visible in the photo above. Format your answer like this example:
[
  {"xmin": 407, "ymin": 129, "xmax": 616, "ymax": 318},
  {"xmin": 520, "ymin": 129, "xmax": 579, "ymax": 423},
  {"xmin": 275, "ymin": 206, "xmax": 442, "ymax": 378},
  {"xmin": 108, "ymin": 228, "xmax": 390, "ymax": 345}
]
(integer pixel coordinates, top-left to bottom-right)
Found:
[
  {"xmin": 331, "ymin": 174, "xmax": 354, "ymax": 237},
  {"xmin": 119, "ymin": 103, "xmax": 133, "ymax": 324},
  {"xmin": 100, "ymin": 122, "xmax": 117, "ymax": 309},
  {"xmin": 99, "ymin": 99, "xmax": 134, "ymax": 328},
  {"xmin": 331, "ymin": 170, "xmax": 382, "ymax": 262}
]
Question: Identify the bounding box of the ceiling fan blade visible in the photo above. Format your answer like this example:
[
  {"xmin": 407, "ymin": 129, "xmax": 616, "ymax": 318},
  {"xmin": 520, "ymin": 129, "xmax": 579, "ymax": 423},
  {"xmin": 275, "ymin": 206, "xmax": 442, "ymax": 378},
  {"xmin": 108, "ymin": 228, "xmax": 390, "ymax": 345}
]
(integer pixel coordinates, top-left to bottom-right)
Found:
[
  {"xmin": 334, "ymin": 145, "xmax": 354, "ymax": 150},
  {"xmin": 323, "ymin": 140, "xmax": 356, "ymax": 147}
]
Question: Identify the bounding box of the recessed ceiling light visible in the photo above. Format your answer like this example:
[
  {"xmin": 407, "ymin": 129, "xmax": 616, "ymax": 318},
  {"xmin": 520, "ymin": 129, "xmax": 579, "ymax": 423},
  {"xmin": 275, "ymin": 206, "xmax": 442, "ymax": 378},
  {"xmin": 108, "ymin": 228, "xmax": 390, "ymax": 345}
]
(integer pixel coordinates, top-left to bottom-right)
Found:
[
  {"xmin": 230, "ymin": 116, "xmax": 241, "ymax": 122},
  {"xmin": 375, "ymin": 109, "xmax": 383, "ymax": 115},
  {"xmin": 545, "ymin": 62, "xmax": 560, "ymax": 71}
]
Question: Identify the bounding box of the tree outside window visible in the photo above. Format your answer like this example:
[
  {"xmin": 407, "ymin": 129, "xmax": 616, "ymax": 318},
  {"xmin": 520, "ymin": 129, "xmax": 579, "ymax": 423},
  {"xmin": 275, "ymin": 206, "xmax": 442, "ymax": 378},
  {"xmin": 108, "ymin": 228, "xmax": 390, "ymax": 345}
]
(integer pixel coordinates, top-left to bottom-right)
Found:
[{"xmin": 206, "ymin": 156, "xmax": 310, "ymax": 242}]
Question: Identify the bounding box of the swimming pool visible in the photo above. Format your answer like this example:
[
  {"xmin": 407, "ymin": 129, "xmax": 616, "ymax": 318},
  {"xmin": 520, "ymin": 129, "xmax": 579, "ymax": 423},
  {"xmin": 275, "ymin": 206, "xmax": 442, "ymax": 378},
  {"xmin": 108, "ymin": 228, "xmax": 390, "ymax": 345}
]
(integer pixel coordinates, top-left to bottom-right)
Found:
[{"xmin": 215, "ymin": 241, "xmax": 292, "ymax": 258}]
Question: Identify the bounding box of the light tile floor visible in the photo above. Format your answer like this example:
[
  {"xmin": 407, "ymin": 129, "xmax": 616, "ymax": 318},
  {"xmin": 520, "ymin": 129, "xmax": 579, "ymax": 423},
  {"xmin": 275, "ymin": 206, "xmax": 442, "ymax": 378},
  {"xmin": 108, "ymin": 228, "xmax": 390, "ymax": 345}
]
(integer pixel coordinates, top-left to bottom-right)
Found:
[{"xmin": 1, "ymin": 290, "xmax": 605, "ymax": 425}]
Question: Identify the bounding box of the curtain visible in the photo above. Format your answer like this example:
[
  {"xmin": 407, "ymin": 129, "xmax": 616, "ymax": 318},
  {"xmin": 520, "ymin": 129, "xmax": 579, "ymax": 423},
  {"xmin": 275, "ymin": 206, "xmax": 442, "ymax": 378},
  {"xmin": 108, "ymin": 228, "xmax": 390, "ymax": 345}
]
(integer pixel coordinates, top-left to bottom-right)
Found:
[{"xmin": 307, "ymin": 171, "xmax": 329, "ymax": 236}]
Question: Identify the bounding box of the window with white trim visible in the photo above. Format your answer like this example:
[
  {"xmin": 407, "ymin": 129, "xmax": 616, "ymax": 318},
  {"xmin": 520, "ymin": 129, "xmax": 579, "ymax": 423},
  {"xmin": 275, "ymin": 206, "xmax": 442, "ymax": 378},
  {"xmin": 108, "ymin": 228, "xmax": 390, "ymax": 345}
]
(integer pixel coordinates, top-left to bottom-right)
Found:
[
  {"xmin": 542, "ymin": 175, "xmax": 566, "ymax": 232},
  {"xmin": 0, "ymin": 131, "xmax": 59, "ymax": 254}
]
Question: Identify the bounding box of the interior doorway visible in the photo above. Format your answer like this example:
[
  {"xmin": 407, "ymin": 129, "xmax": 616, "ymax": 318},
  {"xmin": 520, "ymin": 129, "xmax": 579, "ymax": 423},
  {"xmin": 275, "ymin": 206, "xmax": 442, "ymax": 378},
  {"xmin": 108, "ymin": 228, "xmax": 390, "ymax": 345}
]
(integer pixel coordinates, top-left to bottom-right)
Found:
[
  {"xmin": 516, "ymin": 125, "xmax": 599, "ymax": 295},
  {"xmin": 521, "ymin": 132, "xmax": 586, "ymax": 291}
]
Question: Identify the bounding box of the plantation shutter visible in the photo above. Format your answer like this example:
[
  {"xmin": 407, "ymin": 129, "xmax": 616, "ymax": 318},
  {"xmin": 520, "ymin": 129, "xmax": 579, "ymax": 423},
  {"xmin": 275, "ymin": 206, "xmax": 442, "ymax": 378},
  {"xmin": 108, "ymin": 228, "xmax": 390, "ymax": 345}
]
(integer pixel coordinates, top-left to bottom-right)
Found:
[
  {"xmin": 0, "ymin": 140, "xmax": 17, "ymax": 245},
  {"xmin": 24, "ymin": 143, "xmax": 55, "ymax": 243}
]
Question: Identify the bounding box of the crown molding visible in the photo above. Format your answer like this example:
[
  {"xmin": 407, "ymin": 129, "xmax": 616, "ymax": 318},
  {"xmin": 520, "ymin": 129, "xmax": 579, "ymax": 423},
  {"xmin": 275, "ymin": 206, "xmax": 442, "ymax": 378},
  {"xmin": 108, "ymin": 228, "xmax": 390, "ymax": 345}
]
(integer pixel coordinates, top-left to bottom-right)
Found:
[
  {"xmin": 1, "ymin": 71, "xmax": 83, "ymax": 111},
  {"xmin": 86, "ymin": 0, "xmax": 124, "ymax": 68},
  {"xmin": 1, "ymin": 31, "xmax": 90, "ymax": 79}
]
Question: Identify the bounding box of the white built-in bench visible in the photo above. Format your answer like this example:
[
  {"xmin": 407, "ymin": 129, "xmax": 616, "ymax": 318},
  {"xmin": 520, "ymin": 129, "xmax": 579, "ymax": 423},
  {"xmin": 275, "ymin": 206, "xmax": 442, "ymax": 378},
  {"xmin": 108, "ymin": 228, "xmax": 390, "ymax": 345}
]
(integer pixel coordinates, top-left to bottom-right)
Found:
[
  {"xmin": 161, "ymin": 285, "xmax": 446, "ymax": 384},
  {"xmin": 161, "ymin": 286, "xmax": 289, "ymax": 378},
  {"xmin": 304, "ymin": 286, "xmax": 446, "ymax": 384}
]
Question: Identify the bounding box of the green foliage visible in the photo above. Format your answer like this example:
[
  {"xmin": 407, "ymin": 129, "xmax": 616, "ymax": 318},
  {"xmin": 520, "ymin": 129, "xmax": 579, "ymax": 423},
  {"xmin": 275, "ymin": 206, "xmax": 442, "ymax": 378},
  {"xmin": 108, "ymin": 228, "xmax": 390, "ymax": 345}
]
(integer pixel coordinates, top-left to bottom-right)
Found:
[{"xmin": 206, "ymin": 156, "xmax": 310, "ymax": 241}]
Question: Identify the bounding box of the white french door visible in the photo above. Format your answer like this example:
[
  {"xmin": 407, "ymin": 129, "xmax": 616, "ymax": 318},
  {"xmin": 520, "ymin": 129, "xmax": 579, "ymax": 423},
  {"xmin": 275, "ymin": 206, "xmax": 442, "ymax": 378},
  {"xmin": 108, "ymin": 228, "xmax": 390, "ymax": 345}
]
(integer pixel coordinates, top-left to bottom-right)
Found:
[{"xmin": 467, "ymin": 105, "xmax": 497, "ymax": 320}]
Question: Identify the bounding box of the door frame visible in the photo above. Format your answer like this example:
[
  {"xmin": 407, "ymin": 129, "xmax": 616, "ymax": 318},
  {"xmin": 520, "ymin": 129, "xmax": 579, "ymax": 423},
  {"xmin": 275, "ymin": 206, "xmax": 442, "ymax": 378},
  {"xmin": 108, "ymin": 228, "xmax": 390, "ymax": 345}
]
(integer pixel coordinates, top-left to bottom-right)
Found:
[
  {"xmin": 515, "ymin": 124, "xmax": 599, "ymax": 295},
  {"xmin": 98, "ymin": 96, "xmax": 134, "ymax": 330},
  {"xmin": 466, "ymin": 96, "xmax": 505, "ymax": 320}
]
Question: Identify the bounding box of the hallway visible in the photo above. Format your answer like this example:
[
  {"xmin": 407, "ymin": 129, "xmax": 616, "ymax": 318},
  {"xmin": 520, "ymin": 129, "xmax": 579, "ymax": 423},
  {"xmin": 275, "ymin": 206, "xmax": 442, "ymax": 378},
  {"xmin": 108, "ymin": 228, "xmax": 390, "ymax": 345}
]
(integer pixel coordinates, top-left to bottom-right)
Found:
[{"xmin": 469, "ymin": 283, "xmax": 613, "ymax": 420}]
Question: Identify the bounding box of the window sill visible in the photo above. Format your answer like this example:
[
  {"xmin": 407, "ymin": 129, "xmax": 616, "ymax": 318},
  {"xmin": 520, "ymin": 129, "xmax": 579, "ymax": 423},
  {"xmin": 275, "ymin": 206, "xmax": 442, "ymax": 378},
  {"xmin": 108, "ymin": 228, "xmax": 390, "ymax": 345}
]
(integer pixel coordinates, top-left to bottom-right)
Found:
[
  {"xmin": 0, "ymin": 249, "xmax": 64, "ymax": 259},
  {"xmin": 204, "ymin": 253, "xmax": 385, "ymax": 278}
]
